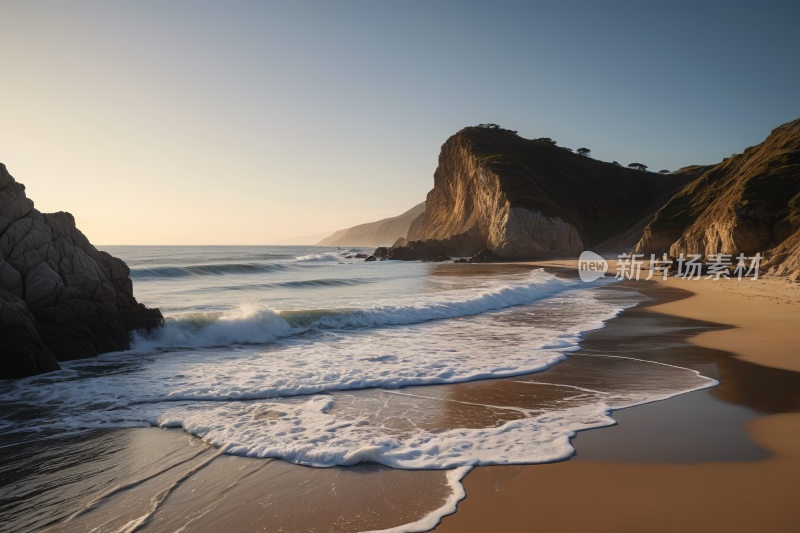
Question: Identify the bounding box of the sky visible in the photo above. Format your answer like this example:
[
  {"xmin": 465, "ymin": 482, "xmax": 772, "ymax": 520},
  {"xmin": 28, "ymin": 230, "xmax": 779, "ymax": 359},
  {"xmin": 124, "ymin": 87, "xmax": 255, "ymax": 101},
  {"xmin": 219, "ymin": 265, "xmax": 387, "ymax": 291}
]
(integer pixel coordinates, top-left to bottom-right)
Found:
[{"xmin": 1, "ymin": 1, "xmax": 799, "ymax": 245}]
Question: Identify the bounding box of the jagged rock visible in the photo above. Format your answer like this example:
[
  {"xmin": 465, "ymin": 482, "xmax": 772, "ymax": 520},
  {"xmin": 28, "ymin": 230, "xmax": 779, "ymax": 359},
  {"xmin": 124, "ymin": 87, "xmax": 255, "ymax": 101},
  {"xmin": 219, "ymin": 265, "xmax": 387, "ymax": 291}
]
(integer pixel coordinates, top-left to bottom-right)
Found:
[
  {"xmin": 0, "ymin": 289, "xmax": 60, "ymax": 379},
  {"xmin": 364, "ymin": 255, "xmax": 377, "ymax": 262},
  {"xmin": 373, "ymin": 247, "xmax": 389, "ymax": 259},
  {"xmin": 468, "ymin": 249, "xmax": 501, "ymax": 263},
  {"xmin": 382, "ymin": 240, "xmax": 450, "ymax": 261},
  {"xmin": 118, "ymin": 303, "xmax": 165, "ymax": 331},
  {"xmin": 0, "ymin": 163, "xmax": 164, "ymax": 378},
  {"xmin": 454, "ymin": 258, "xmax": 468, "ymax": 263},
  {"xmin": 432, "ymin": 255, "xmax": 450, "ymax": 262},
  {"xmin": 763, "ymin": 227, "xmax": 800, "ymax": 280},
  {"xmin": 24, "ymin": 262, "xmax": 81, "ymax": 310},
  {"xmin": 354, "ymin": 253, "xmax": 368, "ymax": 259},
  {"xmin": 0, "ymin": 258, "xmax": 23, "ymax": 298}
]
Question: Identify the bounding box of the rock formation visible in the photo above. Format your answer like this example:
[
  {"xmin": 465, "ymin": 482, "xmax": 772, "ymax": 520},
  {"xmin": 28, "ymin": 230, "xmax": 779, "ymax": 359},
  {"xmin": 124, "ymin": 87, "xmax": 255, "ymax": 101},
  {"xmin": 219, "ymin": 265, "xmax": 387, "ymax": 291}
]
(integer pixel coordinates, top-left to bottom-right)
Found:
[
  {"xmin": 0, "ymin": 163, "xmax": 164, "ymax": 379},
  {"xmin": 633, "ymin": 118, "xmax": 800, "ymax": 280},
  {"xmin": 468, "ymin": 249, "xmax": 501, "ymax": 263},
  {"xmin": 316, "ymin": 202, "xmax": 425, "ymax": 247},
  {"xmin": 378, "ymin": 120, "xmax": 799, "ymax": 278},
  {"xmin": 377, "ymin": 240, "xmax": 451, "ymax": 262},
  {"xmin": 404, "ymin": 125, "xmax": 695, "ymax": 258}
]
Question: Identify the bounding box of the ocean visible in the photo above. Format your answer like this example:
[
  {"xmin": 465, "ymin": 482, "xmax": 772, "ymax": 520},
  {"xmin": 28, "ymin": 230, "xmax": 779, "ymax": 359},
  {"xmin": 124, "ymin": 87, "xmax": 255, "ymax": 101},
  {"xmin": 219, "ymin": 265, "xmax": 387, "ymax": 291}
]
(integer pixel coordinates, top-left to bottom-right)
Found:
[{"xmin": 0, "ymin": 246, "xmax": 717, "ymax": 532}]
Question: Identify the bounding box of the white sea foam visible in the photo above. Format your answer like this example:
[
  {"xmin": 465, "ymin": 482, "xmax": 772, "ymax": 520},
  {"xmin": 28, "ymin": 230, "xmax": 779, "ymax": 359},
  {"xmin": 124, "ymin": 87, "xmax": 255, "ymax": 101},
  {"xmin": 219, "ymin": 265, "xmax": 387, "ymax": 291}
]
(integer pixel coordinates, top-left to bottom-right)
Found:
[
  {"xmin": 132, "ymin": 269, "xmax": 584, "ymax": 349},
  {"xmin": 157, "ymin": 395, "xmax": 617, "ymax": 469},
  {"xmin": 2, "ymin": 246, "xmax": 721, "ymax": 533},
  {"xmin": 131, "ymin": 302, "xmax": 294, "ymax": 348},
  {"xmin": 295, "ymin": 252, "xmax": 342, "ymax": 262},
  {"xmin": 363, "ymin": 466, "xmax": 471, "ymax": 533},
  {"xmin": 6, "ymin": 275, "xmax": 629, "ymax": 415},
  {"xmin": 0, "ymin": 263, "xmax": 719, "ymax": 533}
]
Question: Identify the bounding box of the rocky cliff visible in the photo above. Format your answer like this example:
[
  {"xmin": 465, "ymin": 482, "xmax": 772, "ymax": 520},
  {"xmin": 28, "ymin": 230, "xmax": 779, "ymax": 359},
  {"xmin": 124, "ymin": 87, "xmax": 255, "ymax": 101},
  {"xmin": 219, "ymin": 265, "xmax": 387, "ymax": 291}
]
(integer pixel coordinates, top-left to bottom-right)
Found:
[
  {"xmin": 0, "ymin": 164, "xmax": 163, "ymax": 379},
  {"xmin": 406, "ymin": 126, "xmax": 695, "ymax": 258},
  {"xmin": 633, "ymin": 118, "xmax": 800, "ymax": 279},
  {"xmin": 316, "ymin": 202, "xmax": 425, "ymax": 247},
  {"xmin": 389, "ymin": 120, "xmax": 800, "ymax": 276}
]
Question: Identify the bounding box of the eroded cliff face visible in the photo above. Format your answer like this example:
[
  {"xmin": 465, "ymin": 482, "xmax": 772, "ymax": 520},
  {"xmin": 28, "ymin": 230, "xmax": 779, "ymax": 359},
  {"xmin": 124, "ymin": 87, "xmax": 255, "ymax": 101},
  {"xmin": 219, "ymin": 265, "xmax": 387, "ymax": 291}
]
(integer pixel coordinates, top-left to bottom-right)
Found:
[
  {"xmin": 407, "ymin": 133, "xmax": 584, "ymax": 257},
  {"xmin": 0, "ymin": 163, "xmax": 164, "ymax": 379},
  {"xmin": 405, "ymin": 124, "xmax": 701, "ymax": 258},
  {"xmin": 633, "ymin": 118, "xmax": 800, "ymax": 279}
]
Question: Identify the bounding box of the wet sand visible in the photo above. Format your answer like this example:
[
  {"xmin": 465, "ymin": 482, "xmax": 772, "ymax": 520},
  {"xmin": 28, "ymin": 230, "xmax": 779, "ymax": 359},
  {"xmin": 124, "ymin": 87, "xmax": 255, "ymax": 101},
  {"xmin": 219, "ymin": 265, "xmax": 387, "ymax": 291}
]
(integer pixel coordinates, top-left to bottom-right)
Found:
[
  {"xmin": 435, "ymin": 273, "xmax": 800, "ymax": 533},
  {"xmin": 4, "ymin": 269, "xmax": 799, "ymax": 532},
  {"xmin": 435, "ymin": 413, "xmax": 800, "ymax": 533}
]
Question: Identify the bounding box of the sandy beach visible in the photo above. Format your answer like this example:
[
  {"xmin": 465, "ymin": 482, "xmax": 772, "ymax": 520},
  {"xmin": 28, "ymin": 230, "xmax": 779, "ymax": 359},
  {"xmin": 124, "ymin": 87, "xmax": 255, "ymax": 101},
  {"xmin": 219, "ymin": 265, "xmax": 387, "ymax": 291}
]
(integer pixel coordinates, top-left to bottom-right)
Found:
[
  {"xmin": 2, "ymin": 265, "xmax": 792, "ymax": 533},
  {"xmin": 436, "ymin": 265, "xmax": 800, "ymax": 533}
]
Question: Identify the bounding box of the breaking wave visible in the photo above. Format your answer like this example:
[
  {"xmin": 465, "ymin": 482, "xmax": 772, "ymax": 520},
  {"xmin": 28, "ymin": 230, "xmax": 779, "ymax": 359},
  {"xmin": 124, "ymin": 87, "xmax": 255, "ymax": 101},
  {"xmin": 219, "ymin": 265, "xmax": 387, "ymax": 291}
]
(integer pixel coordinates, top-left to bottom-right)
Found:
[
  {"xmin": 132, "ymin": 270, "xmax": 582, "ymax": 348},
  {"xmin": 295, "ymin": 252, "xmax": 342, "ymax": 262}
]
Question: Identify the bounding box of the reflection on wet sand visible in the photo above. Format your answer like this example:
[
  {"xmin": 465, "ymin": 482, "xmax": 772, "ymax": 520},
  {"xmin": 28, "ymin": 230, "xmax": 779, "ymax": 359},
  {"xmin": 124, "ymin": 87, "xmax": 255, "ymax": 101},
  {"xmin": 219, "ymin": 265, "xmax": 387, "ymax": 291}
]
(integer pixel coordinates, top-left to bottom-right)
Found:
[
  {"xmin": 10, "ymin": 429, "xmax": 453, "ymax": 533},
  {"xmin": 585, "ymin": 282, "xmax": 800, "ymax": 415}
]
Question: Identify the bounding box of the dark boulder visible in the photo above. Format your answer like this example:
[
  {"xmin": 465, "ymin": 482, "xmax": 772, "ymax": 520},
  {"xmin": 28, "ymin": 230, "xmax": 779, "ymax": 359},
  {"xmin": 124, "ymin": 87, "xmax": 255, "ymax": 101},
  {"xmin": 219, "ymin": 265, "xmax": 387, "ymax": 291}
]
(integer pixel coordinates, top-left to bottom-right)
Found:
[
  {"xmin": 364, "ymin": 255, "xmax": 377, "ymax": 262},
  {"xmin": 0, "ymin": 289, "xmax": 61, "ymax": 379},
  {"xmin": 468, "ymin": 249, "xmax": 502, "ymax": 263},
  {"xmin": 373, "ymin": 247, "xmax": 389, "ymax": 259},
  {"xmin": 354, "ymin": 253, "xmax": 368, "ymax": 259},
  {"xmin": 0, "ymin": 163, "xmax": 164, "ymax": 378},
  {"xmin": 383, "ymin": 240, "xmax": 450, "ymax": 261},
  {"xmin": 119, "ymin": 304, "xmax": 165, "ymax": 332}
]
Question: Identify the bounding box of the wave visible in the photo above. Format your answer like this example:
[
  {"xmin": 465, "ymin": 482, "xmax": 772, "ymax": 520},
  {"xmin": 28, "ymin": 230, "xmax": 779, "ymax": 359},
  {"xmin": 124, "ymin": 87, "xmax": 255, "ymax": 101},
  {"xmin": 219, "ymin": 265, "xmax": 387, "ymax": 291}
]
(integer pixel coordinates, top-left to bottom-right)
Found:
[
  {"xmin": 273, "ymin": 278, "xmax": 374, "ymax": 289},
  {"xmin": 132, "ymin": 302, "xmax": 294, "ymax": 347},
  {"xmin": 295, "ymin": 252, "xmax": 342, "ymax": 262},
  {"xmin": 130, "ymin": 262, "xmax": 290, "ymax": 279},
  {"xmin": 311, "ymin": 275, "xmax": 578, "ymax": 329},
  {"xmin": 129, "ymin": 250, "xmax": 368, "ymax": 279},
  {"xmin": 132, "ymin": 270, "xmax": 587, "ymax": 348}
]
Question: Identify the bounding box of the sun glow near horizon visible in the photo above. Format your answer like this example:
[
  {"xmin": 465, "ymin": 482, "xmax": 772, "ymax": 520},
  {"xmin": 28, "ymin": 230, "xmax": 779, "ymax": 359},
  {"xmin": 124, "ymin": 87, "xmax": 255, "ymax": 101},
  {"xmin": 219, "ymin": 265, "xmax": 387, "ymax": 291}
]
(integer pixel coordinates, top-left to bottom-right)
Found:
[{"xmin": 1, "ymin": 1, "xmax": 798, "ymax": 244}]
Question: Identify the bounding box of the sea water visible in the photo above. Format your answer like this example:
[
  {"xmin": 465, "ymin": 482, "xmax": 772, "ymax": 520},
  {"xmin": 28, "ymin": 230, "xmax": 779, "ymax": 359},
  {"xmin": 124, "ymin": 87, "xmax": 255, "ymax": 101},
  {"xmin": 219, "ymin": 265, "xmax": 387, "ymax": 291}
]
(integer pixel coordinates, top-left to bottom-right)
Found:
[{"xmin": 0, "ymin": 246, "xmax": 716, "ymax": 531}]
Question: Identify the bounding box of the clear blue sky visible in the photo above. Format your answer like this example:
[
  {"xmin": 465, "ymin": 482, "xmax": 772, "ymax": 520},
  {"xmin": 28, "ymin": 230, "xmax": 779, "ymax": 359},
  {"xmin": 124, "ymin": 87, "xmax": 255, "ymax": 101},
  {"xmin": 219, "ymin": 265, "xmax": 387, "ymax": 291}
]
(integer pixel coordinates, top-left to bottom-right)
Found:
[{"xmin": 1, "ymin": 1, "xmax": 798, "ymax": 243}]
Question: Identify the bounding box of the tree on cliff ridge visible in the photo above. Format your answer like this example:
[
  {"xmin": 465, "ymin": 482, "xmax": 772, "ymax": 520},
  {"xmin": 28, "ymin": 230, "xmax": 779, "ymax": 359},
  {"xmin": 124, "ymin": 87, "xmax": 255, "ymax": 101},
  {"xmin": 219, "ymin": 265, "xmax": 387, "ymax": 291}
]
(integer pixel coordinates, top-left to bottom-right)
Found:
[
  {"xmin": 628, "ymin": 163, "xmax": 648, "ymax": 171},
  {"xmin": 577, "ymin": 148, "xmax": 591, "ymax": 156},
  {"xmin": 534, "ymin": 137, "xmax": 557, "ymax": 144}
]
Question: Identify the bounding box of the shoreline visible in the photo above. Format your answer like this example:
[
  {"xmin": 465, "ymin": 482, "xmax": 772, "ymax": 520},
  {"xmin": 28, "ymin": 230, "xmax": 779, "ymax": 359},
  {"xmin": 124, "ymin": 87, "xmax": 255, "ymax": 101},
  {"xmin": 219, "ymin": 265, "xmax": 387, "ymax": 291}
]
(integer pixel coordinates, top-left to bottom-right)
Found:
[
  {"xmin": 529, "ymin": 258, "xmax": 800, "ymax": 372},
  {"xmin": 5, "ymin": 266, "xmax": 799, "ymax": 532},
  {"xmin": 435, "ymin": 268, "xmax": 800, "ymax": 532}
]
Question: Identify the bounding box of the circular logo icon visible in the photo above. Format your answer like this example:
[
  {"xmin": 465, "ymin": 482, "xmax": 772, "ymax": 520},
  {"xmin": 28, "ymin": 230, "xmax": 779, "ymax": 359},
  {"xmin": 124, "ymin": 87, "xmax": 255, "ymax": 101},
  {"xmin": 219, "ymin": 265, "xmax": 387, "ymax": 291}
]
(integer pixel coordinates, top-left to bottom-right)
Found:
[{"xmin": 578, "ymin": 251, "xmax": 608, "ymax": 282}]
